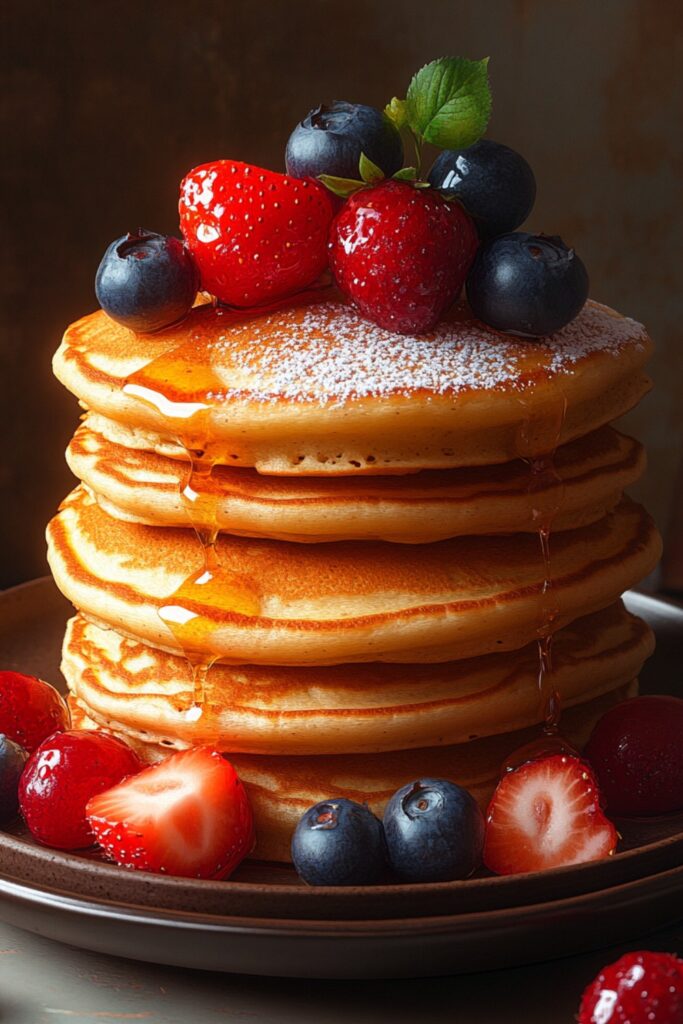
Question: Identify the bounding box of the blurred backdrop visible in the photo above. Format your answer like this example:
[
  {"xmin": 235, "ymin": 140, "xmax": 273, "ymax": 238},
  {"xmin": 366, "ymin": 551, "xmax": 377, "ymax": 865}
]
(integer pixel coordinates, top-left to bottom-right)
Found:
[{"xmin": 1, "ymin": 0, "xmax": 681, "ymax": 588}]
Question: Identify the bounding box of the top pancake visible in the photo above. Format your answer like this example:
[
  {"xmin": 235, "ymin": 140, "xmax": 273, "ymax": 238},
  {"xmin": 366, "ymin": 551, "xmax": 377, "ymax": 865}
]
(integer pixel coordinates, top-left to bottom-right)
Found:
[{"xmin": 54, "ymin": 293, "xmax": 652, "ymax": 474}]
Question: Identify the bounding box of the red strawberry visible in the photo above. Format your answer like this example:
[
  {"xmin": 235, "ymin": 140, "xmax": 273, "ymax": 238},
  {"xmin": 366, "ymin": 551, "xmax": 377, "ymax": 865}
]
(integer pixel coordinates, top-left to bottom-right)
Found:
[
  {"xmin": 585, "ymin": 695, "xmax": 683, "ymax": 816},
  {"xmin": 19, "ymin": 730, "xmax": 142, "ymax": 849},
  {"xmin": 86, "ymin": 748, "xmax": 254, "ymax": 879},
  {"xmin": 0, "ymin": 670, "xmax": 70, "ymax": 752},
  {"xmin": 483, "ymin": 754, "xmax": 617, "ymax": 875},
  {"xmin": 328, "ymin": 179, "xmax": 478, "ymax": 334},
  {"xmin": 179, "ymin": 160, "xmax": 336, "ymax": 307},
  {"xmin": 578, "ymin": 951, "xmax": 683, "ymax": 1023}
]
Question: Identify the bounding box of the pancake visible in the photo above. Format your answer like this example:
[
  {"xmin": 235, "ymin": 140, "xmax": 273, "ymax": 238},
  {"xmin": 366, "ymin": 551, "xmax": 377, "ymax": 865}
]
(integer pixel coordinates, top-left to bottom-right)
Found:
[
  {"xmin": 47, "ymin": 486, "xmax": 661, "ymax": 665},
  {"xmin": 71, "ymin": 681, "xmax": 637, "ymax": 862},
  {"xmin": 67, "ymin": 421, "xmax": 645, "ymax": 542},
  {"xmin": 62, "ymin": 604, "xmax": 653, "ymax": 754},
  {"xmin": 54, "ymin": 294, "xmax": 652, "ymax": 474}
]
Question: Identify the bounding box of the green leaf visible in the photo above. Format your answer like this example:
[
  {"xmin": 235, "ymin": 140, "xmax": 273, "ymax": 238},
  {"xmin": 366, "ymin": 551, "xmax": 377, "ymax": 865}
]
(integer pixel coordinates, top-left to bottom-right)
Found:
[
  {"xmin": 384, "ymin": 96, "xmax": 408, "ymax": 129},
  {"xmin": 317, "ymin": 174, "xmax": 365, "ymax": 198},
  {"xmin": 392, "ymin": 166, "xmax": 419, "ymax": 181},
  {"xmin": 405, "ymin": 56, "xmax": 491, "ymax": 149},
  {"xmin": 359, "ymin": 152, "xmax": 385, "ymax": 184}
]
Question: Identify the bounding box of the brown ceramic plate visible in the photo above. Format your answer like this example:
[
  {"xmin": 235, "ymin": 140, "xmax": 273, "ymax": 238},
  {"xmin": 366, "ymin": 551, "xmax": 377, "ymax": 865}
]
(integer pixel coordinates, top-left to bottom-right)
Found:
[{"xmin": 0, "ymin": 578, "xmax": 681, "ymax": 978}]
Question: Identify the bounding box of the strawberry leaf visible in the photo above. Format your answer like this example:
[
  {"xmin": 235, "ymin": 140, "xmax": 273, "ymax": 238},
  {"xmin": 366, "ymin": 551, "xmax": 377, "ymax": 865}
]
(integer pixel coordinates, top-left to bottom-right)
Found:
[
  {"xmin": 392, "ymin": 167, "xmax": 419, "ymax": 181},
  {"xmin": 406, "ymin": 56, "xmax": 491, "ymax": 150},
  {"xmin": 317, "ymin": 174, "xmax": 366, "ymax": 198},
  {"xmin": 384, "ymin": 96, "xmax": 408, "ymax": 130},
  {"xmin": 359, "ymin": 152, "xmax": 385, "ymax": 184}
]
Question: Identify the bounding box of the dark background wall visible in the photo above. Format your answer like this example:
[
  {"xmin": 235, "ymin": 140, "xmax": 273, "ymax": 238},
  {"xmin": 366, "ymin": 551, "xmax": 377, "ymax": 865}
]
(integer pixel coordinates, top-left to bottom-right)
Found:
[{"xmin": 1, "ymin": 0, "xmax": 681, "ymax": 588}]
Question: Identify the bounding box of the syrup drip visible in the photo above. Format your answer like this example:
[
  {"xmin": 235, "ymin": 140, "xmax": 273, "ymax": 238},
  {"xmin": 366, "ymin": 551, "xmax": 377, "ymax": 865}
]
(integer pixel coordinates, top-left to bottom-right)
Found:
[
  {"xmin": 123, "ymin": 334, "xmax": 262, "ymax": 720},
  {"xmin": 503, "ymin": 388, "xmax": 577, "ymax": 772}
]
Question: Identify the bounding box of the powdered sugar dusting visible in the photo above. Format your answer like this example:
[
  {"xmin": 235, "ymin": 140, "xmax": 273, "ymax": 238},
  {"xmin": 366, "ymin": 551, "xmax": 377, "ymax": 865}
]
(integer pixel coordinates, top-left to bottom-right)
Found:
[{"xmin": 204, "ymin": 299, "xmax": 647, "ymax": 407}]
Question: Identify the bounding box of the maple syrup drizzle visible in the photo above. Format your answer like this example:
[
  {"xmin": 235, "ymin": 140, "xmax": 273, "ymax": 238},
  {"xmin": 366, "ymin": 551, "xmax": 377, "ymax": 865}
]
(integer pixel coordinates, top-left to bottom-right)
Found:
[
  {"xmin": 503, "ymin": 386, "xmax": 577, "ymax": 771},
  {"xmin": 123, "ymin": 332, "xmax": 262, "ymax": 720}
]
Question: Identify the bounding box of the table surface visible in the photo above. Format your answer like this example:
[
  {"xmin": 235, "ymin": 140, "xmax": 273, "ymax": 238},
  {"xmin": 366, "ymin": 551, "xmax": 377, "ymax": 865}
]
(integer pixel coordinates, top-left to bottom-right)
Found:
[{"xmin": 0, "ymin": 917, "xmax": 679, "ymax": 1023}]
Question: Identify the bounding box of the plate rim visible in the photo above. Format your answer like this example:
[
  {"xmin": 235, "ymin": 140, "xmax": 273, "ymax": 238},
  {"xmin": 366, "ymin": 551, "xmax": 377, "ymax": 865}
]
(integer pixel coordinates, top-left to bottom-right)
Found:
[{"xmin": 1, "ymin": 861, "xmax": 682, "ymax": 936}]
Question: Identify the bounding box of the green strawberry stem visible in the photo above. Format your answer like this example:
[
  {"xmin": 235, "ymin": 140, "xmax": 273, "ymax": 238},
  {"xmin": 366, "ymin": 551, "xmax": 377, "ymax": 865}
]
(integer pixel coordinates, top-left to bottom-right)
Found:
[{"xmin": 410, "ymin": 129, "xmax": 423, "ymax": 177}]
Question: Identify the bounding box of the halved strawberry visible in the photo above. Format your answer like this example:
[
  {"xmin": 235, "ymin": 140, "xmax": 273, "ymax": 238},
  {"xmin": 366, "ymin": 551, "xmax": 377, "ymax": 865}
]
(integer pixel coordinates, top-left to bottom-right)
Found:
[
  {"xmin": 179, "ymin": 160, "xmax": 336, "ymax": 307},
  {"xmin": 483, "ymin": 754, "xmax": 617, "ymax": 875},
  {"xmin": 86, "ymin": 748, "xmax": 254, "ymax": 879}
]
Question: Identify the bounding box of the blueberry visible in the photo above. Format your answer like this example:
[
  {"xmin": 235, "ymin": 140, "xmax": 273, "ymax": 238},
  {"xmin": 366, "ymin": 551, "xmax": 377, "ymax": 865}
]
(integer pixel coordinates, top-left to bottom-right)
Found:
[
  {"xmin": 285, "ymin": 102, "xmax": 403, "ymax": 181},
  {"xmin": 466, "ymin": 232, "xmax": 589, "ymax": 337},
  {"xmin": 291, "ymin": 798, "xmax": 386, "ymax": 886},
  {"xmin": 0, "ymin": 734, "xmax": 28, "ymax": 825},
  {"xmin": 95, "ymin": 230, "xmax": 199, "ymax": 333},
  {"xmin": 383, "ymin": 778, "xmax": 485, "ymax": 883},
  {"xmin": 428, "ymin": 140, "xmax": 536, "ymax": 238}
]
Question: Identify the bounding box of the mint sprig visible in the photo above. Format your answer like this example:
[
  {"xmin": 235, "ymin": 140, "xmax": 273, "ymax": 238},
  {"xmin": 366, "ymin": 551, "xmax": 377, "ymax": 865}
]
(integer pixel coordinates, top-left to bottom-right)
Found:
[
  {"xmin": 318, "ymin": 57, "xmax": 492, "ymax": 201},
  {"xmin": 404, "ymin": 56, "xmax": 491, "ymax": 150}
]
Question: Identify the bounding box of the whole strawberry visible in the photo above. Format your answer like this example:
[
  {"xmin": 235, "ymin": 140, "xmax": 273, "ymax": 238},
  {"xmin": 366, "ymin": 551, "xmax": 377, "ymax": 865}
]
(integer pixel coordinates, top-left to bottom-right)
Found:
[
  {"xmin": 0, "ymin": 670, "xmax": 70, "ymax": 752},
  {"xmin": 578, "ymin": 951, "xmax": 683, "ymax": 1023},
  {"xmin": 19, "ymin": 730, "xmax": 142, "ymax": 850},
  {"xmin": 329, "ymin": 180, "xmax": 478, "ymax": 334},
  {"xmin": 179, "ymin": 160, "xmax": 336, "ymax": 307}
]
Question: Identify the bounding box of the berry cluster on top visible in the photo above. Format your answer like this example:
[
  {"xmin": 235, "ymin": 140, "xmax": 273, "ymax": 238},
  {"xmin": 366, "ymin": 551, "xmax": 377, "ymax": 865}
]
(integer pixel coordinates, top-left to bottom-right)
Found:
[{"xmin": 95, "ymin": 56, "xmax": 589, "ymax": 339}]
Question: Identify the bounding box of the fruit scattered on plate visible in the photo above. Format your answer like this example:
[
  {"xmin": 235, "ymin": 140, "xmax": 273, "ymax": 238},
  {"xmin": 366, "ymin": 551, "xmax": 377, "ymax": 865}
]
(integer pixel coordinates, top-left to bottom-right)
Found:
[
  {"xmin": 0, "ymin": 671, "xmax": 254, "ymax": 879},
  {"xmin": 584, "ymin": 695, "xmax": 683, "ymax": 816},
  {"xmin": 0, "ymin": 735, "xmax": 28, "ymax": 826},
  {"xmin": 291, "ymin": 798, "xmax": 385, "ymax": 886},
  {"xmin": 383, "ymin": 778, "xmax": 485, "ymax": 884},
  {"xmin": 0, "ymin": 670, "xmax": 70, "ymax": 752},
  {"xmin": 87, "ymin": 747, "xmax": 254, "ymax": 880},
  {"xmin": 482, "ymin": 754, "xmax": 617, "ymax": 876},
  {"xmin": 19, "ymin": 729, "xmax": 142, "ymax": 850},
  {"xmin": 0, "ymin": 659, "xmax": 681, "ymax": 885}
]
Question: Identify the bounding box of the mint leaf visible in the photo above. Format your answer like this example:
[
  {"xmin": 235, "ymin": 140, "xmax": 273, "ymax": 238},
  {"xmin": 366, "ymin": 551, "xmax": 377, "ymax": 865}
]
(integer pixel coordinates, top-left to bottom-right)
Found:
[
  {"xmin": 359, "ymin": 152, "xmax": 385, "ymax": 184},
  {"xmin": 406, "ymin": 56, "xmax": 491, "ymax": 149},
  {"xmin": 392, "ymin": 166, "xmax": 418, "ymax": 181},
  {"xmin": 384, "ymin": 96, "xmax": 408, "ymax": 130},
  {"xmin": 317, "ymin": 174, "xmax": 365, "ymax": 198}
]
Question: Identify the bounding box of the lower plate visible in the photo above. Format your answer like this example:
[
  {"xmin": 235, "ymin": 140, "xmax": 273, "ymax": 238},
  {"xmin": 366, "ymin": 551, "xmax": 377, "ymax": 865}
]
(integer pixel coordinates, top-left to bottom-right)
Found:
[{"xmin": 0, "ymin": 578, "xmax": 681, "ymax": 978}]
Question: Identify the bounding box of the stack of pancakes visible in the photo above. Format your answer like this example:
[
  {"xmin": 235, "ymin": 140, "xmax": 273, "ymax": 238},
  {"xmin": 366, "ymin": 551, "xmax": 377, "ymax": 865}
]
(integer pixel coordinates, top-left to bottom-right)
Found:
[{"xmin": 48, "ymin": 294, "xmax": 661, "ymax": 861}]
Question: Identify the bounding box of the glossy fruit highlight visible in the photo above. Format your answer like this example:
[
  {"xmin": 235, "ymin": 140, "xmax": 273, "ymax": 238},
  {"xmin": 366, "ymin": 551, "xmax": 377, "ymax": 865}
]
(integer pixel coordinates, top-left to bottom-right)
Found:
[
  {"xmin": 329, "ymin": 179, "xmax": 478, "ymax": 334},
  {"xmin": 179, "ymin": 160, "xmax": 336, "ymax": 307}
]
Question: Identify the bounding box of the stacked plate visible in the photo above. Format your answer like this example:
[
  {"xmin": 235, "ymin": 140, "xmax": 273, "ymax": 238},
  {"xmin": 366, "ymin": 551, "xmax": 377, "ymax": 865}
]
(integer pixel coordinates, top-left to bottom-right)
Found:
[{"xmin": 47, "ymin": 292, "xmax": 661, "ymax": 861}]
